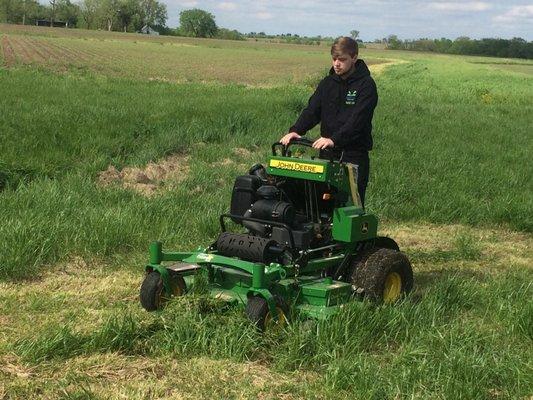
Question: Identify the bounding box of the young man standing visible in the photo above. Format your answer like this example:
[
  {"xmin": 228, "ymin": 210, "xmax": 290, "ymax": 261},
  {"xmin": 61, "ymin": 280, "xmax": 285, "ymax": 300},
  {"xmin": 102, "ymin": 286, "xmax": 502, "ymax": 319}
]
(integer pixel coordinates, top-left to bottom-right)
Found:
[{"xmin": 280, "ymin": 37, "xmax": 378, "ymax": 206}]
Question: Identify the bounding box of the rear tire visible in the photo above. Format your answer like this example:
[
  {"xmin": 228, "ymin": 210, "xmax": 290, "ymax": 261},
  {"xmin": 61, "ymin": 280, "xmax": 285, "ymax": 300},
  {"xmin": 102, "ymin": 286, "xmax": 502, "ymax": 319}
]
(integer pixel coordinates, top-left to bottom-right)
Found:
[
  {"xmin": 375, "ymin": 236, "xmax": 400, "ymax": 251},
  {"xmin": 140, "ymin": 271, "xmax": 185, "ymax": 311},
  {"xmin": 351, "ymin": 248, "xmax": 413, "ymax": 303}
]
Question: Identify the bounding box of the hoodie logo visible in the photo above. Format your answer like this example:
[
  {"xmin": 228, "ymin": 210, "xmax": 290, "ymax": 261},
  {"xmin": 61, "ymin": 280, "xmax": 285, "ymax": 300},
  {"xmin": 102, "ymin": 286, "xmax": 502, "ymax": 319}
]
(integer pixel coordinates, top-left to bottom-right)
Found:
[{"xmin": 346, "ymin": 90, "xmax": 357, "ymax": 105}]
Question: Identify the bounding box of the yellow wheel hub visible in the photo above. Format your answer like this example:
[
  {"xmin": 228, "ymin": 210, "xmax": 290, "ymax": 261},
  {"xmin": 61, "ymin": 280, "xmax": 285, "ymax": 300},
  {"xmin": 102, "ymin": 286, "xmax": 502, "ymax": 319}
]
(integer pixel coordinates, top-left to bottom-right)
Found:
[
  {"xmin": 172, "ymin": 284, "xmax": 184, "ymax": 296},
  {"xmin": 159, "ymin": 280, "xmax": 184, "ymax": 305},
  {"xmin": 383, "ymin": 272, "xmax": 402, "ymax": 303},
  {"xmin": 264, "ymin": 307, "xmax": 288, "ymax": 331}
]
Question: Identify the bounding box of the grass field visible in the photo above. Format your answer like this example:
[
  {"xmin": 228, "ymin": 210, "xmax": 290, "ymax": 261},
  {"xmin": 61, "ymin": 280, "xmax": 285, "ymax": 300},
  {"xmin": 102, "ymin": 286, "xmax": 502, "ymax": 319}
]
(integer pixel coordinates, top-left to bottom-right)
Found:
[
  {"xmin": 1, "ymin": 25, "xmax": 532, "ymax": 399},
  {"xmin": 0, "ymin": 23, "xmax": 391, "ymax": 85}
]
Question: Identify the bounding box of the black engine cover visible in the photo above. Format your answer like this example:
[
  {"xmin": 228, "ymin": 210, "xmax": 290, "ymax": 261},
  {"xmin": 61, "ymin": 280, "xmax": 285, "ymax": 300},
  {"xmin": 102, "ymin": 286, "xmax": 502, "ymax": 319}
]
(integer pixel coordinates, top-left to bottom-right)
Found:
[
  {"xmin": 250, "ymin": 199, "xmax": 295, "ymax": 226},
  {"xmin": 230, "ymin": 175, "xmax": 262, "ymax": 221}
]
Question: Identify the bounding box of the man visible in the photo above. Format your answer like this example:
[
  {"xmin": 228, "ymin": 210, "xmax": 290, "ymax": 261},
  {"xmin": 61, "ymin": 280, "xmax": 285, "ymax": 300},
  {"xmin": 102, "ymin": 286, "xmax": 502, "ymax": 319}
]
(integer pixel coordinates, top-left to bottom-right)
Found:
[{"xmin": 280, "ymin": 36, "xmax": 378, "ymax": 206}]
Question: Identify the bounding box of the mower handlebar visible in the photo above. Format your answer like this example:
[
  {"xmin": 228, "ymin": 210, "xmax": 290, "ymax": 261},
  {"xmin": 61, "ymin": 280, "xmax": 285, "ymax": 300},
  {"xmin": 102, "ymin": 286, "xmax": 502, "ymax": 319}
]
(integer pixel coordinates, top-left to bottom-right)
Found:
[
  {"xmin": 271, "ymin": 138, "xmax": 313, "ymax": 156},
  {"xmin": 272, "ymin": 138, "xmax": 344, "ymax": 162}
]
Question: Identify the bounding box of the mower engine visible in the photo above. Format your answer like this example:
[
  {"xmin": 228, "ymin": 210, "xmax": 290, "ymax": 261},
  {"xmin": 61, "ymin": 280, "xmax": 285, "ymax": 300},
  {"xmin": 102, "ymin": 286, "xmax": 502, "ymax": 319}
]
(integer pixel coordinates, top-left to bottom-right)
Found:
[{"xmin": 229, "ymin": 163, "xmax": 334, "ymax": 255}]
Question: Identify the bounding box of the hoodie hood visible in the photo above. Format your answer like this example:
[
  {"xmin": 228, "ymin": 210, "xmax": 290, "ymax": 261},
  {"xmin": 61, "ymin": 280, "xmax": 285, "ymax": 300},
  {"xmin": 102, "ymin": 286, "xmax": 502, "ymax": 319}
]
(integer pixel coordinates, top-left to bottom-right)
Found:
[{"xmin": 329, "ymin": 59, "xmax": 371, "ymax": 82}]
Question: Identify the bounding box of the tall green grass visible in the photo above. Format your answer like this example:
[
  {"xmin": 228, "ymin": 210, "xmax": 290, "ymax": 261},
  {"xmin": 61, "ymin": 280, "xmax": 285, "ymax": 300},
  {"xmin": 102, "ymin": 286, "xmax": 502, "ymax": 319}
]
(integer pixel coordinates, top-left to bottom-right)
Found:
[
  {"xmin": 14, "ymin": 271, "xmax": 533, "ymax": 399},
  {"xmin": 1, "ymin": 54, "xmax": 532, "ymax": 279}
]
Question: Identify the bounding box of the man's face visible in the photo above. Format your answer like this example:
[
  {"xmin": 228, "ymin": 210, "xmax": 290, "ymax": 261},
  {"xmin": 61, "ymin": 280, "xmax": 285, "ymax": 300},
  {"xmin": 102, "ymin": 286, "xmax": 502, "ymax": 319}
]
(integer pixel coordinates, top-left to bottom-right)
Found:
[{"xmin": 332, "ymin": 52, "xmax": 357, "ymax": 76}]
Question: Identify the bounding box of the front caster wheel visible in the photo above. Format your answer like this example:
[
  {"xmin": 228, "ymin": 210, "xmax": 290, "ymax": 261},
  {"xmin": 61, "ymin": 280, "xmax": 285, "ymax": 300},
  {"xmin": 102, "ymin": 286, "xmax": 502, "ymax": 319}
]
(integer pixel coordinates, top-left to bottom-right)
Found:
[
  {"xmin": 245, "ymin": 296, "xmax": 289, "ymax": 332},
  {"xmin": 140, "ymin": 271, "xmax": 185, "ymax": 311}
]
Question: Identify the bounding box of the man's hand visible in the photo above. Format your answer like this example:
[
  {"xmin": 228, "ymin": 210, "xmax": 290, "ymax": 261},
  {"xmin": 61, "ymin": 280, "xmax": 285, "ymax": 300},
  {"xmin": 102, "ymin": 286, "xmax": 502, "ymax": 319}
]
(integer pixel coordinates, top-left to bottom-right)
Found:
[
  {"xmin": 312, "ymin": 137, "xmax": 334, "ymax": 150},
  {"xmin": 280, "ymin": 132, "xmax": 301, "ymax": 146}
]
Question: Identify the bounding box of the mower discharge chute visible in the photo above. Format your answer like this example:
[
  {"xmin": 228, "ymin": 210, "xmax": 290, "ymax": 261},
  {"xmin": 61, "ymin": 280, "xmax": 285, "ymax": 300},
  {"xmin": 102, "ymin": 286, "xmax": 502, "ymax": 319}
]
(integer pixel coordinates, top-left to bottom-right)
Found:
[{"xmin": 140, "ymin": 138, "xmax": 413, "ymax": 330}]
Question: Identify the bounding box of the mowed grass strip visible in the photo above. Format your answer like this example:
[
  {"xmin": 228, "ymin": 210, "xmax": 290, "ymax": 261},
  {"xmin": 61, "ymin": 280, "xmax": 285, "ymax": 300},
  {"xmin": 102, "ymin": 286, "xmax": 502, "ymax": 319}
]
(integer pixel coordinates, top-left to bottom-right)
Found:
[
  {"xmin": 1, "ymin": 353, "xmax": 323, "ymax": 399},
  {"xmin": 489, "ymin": 63, "xmax": 533, "ymax": 75},
  {"xmin": 1, "ymin": 224, "xmax": 531, "ymax": 399},
  {"xmin": 0, "ymin": 34, "xmax": 16, "ymax": 66}
]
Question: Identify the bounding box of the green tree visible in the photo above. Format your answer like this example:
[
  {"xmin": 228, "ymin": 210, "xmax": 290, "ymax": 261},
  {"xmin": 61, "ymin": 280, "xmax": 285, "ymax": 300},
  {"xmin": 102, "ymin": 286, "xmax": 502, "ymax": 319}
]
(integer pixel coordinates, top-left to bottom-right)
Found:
[
  {"xmin": 117, "ymin": 0, "xmax": 138, "ymax": 31},
  {"xmin": 0, "ymin": 0, "xmax": 21, "ymax": 23},
  {"xmin": 0, "ymin": 0, "xmax": 5, "ymax": 22},
  {"xmin": 450, "ymin": 36, "xmax": 473, "ymax": 54},
  {"xmin": 79, "ymin": 0, "xmax": 98, "ymax": 28},
  {"xmin": 56, "ymin": 0, "xmax": 80, "ymax": 27},
  {"xmin": 136, "ymin": 0, "xmax": 166, "ymax": 29},
  {"xmin": 386, "ymin": 34, "xmax": 402, "ymax": 50},
  {"xmin": 216, "ymin": 27, "xmax": 244, "ymax": 41},
  {"xmin": 179, "ymin": 8, "xmax": 217, "ymax": 38},
  {"xmin": 2, "ymin": 0, "xmax": 46, "ymax": 24},
  {"xmin": 99, "ymin": 0, "xmax": 119, "ymax": 31},
  {"xmin": 49, "ymin": 0, "xmax": 55, "ymax": 26},
  {"xmin": 350, "ymin": 30, "xmax": 359, "ymax": 40},
  {"xmin": 20, "ymin": 0, "xmax": 44, "ymax": 24}
]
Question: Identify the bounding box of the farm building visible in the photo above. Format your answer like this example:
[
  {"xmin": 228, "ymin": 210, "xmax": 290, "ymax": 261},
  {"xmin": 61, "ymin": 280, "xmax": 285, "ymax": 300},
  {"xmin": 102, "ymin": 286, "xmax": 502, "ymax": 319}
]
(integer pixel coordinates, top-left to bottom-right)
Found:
[
  {"xmin": 139, "ymin": 25, "xmax": 159, "ymax": 35},
  {"xmin": 36, "ymin": 20, "xmax": 67, "ymax": 28}
]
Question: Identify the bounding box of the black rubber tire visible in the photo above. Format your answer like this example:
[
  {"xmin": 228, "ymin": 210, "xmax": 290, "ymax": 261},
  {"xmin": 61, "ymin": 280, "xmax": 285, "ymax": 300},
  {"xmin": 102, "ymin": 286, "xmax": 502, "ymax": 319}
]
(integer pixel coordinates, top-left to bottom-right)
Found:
[
  {"xmin": 375, "ymin": 236, "xmax": 400, "ymax": 251},
  {"xmin": 245, "ymin": 295, "xmax": 289, "ymax": 332},
  {"xmin": 140, "ymin": 271, "xmax": 185, "ymax": 311},
  {"xmin": 351, "ymin": 248, "xmax": 413, "ymax": 303}
]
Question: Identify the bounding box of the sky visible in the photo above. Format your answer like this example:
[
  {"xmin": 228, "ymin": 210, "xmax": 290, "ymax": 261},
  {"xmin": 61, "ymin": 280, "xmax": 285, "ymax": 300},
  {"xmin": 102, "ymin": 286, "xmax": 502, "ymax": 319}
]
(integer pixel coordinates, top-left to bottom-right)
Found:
[{"xmin": 165, "ymin": 0, "xmax": 533, "ymax": 41}]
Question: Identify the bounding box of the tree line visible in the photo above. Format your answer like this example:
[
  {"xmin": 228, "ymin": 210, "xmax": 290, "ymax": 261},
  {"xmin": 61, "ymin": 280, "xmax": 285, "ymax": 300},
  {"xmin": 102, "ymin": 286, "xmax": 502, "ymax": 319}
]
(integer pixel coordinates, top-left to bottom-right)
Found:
[
  {"xmin": 2, "ymin": 3, "xmax": 531, "ymax": 59},
  {"xmin": 383, "ymin": 35, "xmax": 532, "ymax": 59},
  {"xmin": 0, "ymin": 0, "xmax": 167, "ymax": 31}
]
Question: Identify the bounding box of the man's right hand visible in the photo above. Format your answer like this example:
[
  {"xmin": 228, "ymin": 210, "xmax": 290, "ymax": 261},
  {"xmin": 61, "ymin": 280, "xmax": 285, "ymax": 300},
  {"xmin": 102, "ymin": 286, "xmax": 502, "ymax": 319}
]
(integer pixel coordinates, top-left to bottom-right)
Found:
[{"xmin": 280, "ymin": 132, "xmax": 301, "ymax": 146}]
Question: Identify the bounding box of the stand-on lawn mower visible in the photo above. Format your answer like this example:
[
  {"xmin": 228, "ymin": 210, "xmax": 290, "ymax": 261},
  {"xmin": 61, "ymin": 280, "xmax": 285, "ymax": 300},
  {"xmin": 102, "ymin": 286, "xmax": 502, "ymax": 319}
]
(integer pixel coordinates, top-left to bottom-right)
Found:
[{"xmin": 140, "ymin": 139, "xmax": 413, "ymax": 330}]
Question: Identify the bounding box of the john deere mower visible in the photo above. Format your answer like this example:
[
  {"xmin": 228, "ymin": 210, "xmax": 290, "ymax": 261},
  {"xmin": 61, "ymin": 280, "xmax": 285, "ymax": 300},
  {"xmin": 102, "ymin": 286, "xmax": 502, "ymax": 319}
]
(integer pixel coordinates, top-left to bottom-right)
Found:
[{"xmin": 140, "ymin": 138, "xmax": 413, "ymax": 330}]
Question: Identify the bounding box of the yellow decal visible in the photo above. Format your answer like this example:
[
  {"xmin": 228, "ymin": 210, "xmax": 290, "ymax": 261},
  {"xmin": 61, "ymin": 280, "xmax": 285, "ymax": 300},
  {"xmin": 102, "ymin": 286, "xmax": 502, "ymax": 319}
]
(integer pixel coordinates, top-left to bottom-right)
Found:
[{"xmin": 269, "ymin": 159, "xmax": 324, "ymax": 174}]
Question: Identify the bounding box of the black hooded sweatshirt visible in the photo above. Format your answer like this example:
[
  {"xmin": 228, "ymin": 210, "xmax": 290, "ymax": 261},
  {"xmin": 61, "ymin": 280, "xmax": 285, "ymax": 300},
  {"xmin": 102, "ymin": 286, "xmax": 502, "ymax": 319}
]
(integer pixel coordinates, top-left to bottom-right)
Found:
[{"xmin": 289, "ymin": 59, "xmax": 378, "ymax": 163}]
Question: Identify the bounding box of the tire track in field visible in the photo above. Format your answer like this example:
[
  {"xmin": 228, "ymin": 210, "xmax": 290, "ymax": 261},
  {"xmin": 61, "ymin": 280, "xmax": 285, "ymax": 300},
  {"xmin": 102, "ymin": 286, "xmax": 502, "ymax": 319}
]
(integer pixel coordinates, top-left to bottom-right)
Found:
[
  {"xmin": 8, "ymin": 35, "xmax": 35, "ymax": 64},
  {"xmin": 32, "ymin": 38, "xmax": 68, "ymax": 65},
  {"xmin": 51, "ymin": 40, "xmax": 109, "ymax": 71},
  {"xmin": 34, "ymin": 38, "xmax": 78, "ymax": 67},
  {"xmin": 57, "ymin": 38, "xmax": 106, "ymax": 60},
  {"xmin": 32, "ymin": 38, "xmax": 77, "ymax": 72},
  {"xmin": 44, "ymin": 39, "xmax": 103, "ymax": 73},
  {"xmin": 43, "ymin": 40, "xmax": 114, "ymax": 74},
  {"xmin": 76, "ymin": 41, "xmax": 123, "ymax": 68},
  {"xmin": 47, "ymin": 40, "xmax": 92, "ymax": 63},
  {"xmin": 1, "ymin": 35, "xmax": 16, "ymax": 67},
  {"xmin": 18, "ymin": 36, "xmax": 50, "ymax": 63}
]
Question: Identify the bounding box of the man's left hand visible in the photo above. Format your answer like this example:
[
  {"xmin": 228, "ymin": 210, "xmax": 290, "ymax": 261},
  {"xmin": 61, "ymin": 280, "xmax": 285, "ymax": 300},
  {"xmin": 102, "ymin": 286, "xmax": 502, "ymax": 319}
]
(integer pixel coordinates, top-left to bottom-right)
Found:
[{"xmin": 312, "ymin": 137, "xmax": 335, "ymax": 150}]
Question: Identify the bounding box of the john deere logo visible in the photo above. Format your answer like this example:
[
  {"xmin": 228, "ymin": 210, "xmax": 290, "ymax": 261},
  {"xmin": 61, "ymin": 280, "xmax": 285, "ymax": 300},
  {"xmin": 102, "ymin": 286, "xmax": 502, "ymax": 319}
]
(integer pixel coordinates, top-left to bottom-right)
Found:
[
  {"xmin": 346, "ymin": 90, "xmax": 357, "ymax": 105},
  {"xmin": 361, "ymin": 222, "xmax": 369, "ymax": 234},
  {"xmin": 269, "ymin": 159, "xmax": 324, "ymax": 174}
]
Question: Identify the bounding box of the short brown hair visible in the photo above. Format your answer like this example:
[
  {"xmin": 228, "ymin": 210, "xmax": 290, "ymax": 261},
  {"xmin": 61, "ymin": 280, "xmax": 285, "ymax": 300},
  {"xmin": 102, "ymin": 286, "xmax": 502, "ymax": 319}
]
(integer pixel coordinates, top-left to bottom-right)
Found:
[{"xmin": 331, "ymin": 37, "xmax": 358, "ymax": 57}]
